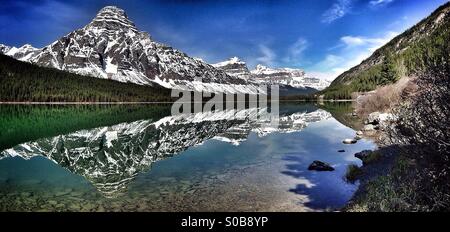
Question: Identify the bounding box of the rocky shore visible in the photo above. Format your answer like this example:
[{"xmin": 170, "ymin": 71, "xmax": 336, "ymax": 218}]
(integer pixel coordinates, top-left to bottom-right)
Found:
[{"xmin": 342, "ymin": 110, "xmax": 399, "ymax": 211}]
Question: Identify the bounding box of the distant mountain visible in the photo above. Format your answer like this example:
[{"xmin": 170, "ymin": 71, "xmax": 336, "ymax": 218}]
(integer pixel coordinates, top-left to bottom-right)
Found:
[
  {"xmin": 212, "ymin": 57, "xmax": 330, "ymax": 93},
  {"xmin": 1, "ymin": 44, "xmax": 40, "ymax": 61},
  {"xmin": 250, "ymin": 64, "xmax": 329, "ymax": 90},
  {"xmin": 0, "ymin": 6, "xmax": 261, "ymax": 94},
  {"xmin": 211, "ymin": 57, "xmax": 252, "ymax": 79},
  {"xmin": 322, "ymin": 2, "xmax": 450, "ymax": 99}
]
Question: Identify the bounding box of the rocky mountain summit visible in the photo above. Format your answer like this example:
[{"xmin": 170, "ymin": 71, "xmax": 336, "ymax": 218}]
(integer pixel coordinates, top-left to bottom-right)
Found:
[
  {"xmin": 212, "ymin": 57, "xmax": 251, "ymax": 79},
  {"xmin": 0, "ymin": 6, "xmax": 261, "ymax": 94}
]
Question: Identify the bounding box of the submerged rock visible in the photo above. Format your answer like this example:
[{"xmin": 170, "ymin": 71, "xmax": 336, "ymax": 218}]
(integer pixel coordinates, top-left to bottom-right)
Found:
[
  {"xmin": 343, "ymin": 138, "xmax": 357, "ymax": 144},
  {"xmin": 308, "ymin": 160, "xmax": 335, "ymax": 171},
  {"xmin": 338, "ymin": 149, "xmax": 345, "ymax": 152}
]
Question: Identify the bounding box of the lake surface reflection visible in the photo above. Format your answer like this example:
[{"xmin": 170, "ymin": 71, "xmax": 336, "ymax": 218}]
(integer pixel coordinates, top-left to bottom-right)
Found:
[{"xmin": 0, "ymin": 103, "xmax": 375, "ymax": 211}]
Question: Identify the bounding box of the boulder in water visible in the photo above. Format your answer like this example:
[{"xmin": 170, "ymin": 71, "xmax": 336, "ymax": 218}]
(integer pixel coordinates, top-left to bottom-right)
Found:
[{"xmin": 308, "ymin": 160, "xmax": 335, "ymax": 171}]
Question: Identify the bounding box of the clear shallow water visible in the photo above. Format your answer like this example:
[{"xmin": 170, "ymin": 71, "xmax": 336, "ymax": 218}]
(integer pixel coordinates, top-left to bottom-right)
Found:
[{"xmin": 0, "ymin": 103, "xmax": 376, "ymax": 211}]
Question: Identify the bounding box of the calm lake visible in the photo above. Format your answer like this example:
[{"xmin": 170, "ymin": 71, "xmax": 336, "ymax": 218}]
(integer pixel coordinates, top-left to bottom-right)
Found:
[{"xmin": 0, "ymin": 102, "xmax": 376, "ymax": 211}]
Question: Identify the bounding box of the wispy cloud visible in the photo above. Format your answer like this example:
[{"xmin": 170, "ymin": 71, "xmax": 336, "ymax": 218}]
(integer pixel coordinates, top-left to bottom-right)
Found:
[
  {"xmin": 256, "ymin": 44, "xmax": 276, "ymax": 66},
  {"xmin": 283, "ymin": 37, "xmax": 308, "ymax": 64},
  {"xmin": 340, "ymin": 31, "xmax": 399, "ymax": 51},
  {"xmin": 321, "ymin": 0, "xmax": 352, "ymax": 23},
  {"xmin": 310, "ymin": 31, "xmax": 399, "ymax": 80},
  {"xmin": 369, "ymin": 0, "xmax": 395, "ymax": 6}
]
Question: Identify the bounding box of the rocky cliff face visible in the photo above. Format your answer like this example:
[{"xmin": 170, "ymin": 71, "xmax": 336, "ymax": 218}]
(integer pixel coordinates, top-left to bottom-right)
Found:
[{"xmin": 0, "ymin": 6, "xmax": 261, "ymax": 94}]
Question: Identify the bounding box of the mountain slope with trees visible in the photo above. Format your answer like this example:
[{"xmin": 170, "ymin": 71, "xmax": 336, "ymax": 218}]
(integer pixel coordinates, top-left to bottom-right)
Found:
[{"xmin": 321, "ymin": 2, "xmax": 450, "ymax": 99}]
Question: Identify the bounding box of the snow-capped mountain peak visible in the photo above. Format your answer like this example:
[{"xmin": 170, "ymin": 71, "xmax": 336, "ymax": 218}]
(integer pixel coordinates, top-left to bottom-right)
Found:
[
  {"xmin": 88, "ymin": 6, "xmax": 138, "ymax": 34},
  {"xmin": 3, "ymin": 44, "xmax": 40, "ymax": 61},
  {"xmin": 211, "ymin": 57, "xmax": 251, "ymax": 79},
  {"xmin": 0, "ymin": 44, "xmax": 11, "ymax": 54},
  {"xmin": 212, "ymin": 56, "xmax": 245, "ymax": 67},
  {"xmin": 0, "ymin": 6, "xmax": 262, "ymax": 94}
]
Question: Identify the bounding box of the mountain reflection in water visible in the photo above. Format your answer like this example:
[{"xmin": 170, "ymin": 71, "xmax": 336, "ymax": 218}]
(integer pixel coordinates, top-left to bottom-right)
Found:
[
  {"xmin": 1, "ymin": 107, "xmax": 330, "ymax": 197},
  {"xmin": 0, "ymin": 103, "xmax": 376, "ymax": 211}
]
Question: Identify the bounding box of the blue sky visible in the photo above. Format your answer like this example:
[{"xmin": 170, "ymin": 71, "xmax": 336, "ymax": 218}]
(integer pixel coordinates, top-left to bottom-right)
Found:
[{"xmin": 0, "ymin": 0, "xmax": 448, "ymax": 80}]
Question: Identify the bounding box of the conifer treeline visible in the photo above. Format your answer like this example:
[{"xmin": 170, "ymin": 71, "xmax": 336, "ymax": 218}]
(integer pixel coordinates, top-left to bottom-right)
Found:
[{"xmin": 0, "ymin": 54, "xmax": 173, "ymax": 102}]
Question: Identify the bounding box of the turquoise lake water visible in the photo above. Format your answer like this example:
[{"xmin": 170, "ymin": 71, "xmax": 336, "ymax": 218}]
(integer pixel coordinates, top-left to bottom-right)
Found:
[{"xmin": 0, "ymin": 103, "xmax": 376, "ymax": 211}]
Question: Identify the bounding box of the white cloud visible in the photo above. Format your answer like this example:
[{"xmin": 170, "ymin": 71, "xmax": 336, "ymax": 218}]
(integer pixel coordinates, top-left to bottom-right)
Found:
[
  {"xmin": 340, "ymin": 31, "xmax": 398, "ymax": 51},
  {"xmin": 283, "ymin": 37, "xmax": 308, "ymax": 64},
  {"xmin": 311, "ymin": 31, "xmax": 399, "ymax": 80},
  {"xmin": 340, "ymin": 36, "xmax": 366, "ymax": 46},
  {"xmin": 256, "ymin": 44, "xmax": 276, "ymax": 66},
  {"xmin": 370, "ymin": 0, "xmax": 394, "ymax": 6},
  {"xmin": 321, "ymin": 0, "xmax": 352, "ymax": 23}
]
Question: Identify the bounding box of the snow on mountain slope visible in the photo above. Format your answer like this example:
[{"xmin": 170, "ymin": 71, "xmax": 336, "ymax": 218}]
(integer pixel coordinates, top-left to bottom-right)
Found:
[
  {"xmin": 212, "ymin": 57, "xmax": 252, "ymax": 79},
  {"xmin": 212, "ymin": 58, "xmax": 330, "ymax": 91},
  {"xmin": 251, "ymin": 64, "xmax": 329, "ymax": 90},
  {"xmin": 0, "ymin": 44, "xmax": 11, "ymax": 54},
  {"xmin": 0, "ymin": 6, "xmax": 262, "ymax": 94},
  {"xmin": 1, "ymin": 44, "xmax": 41, "ymax": 61}
]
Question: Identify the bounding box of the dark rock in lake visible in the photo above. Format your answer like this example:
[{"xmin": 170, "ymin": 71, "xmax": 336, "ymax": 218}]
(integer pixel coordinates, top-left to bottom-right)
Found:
[
  {"xmin": 338, "ymin": 150, "xmax": 345, "ymax": 152},
  {"xmin": 308, "ymin": 160, "xmax": 335, "ymax": 171}
]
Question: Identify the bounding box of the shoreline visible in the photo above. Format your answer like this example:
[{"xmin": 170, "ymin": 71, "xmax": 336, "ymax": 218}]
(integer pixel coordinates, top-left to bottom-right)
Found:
[
  {"xmin": 0, "ymin": 101, "xmax": 175, "ymax": 105},
  {"xmin": 0, "ymin": 99, "xmax": 355, "ymax": 105},
  {"xmin": 341, "ymin": 112, "xmax": 400, "ymax": 212}
]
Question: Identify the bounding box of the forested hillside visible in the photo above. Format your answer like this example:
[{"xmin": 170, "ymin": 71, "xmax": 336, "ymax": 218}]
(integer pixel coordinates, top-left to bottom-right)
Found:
[
  {"xmin": 321, "ymin": 2, "xmax": 450, "ymax": 99},
  {"xmin": 0, "ymin": 54, "xmax": 173, "ymax": 102}
]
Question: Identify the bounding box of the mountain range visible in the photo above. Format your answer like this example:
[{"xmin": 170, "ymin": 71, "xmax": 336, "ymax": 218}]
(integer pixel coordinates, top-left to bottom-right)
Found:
[
  {"xmin": 212, "ymin": 57, "xmax": 330, "ymax": 91},
  {"xmin": 0, "ymin": 6, "xmax": 328, "ymax": 96}
]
